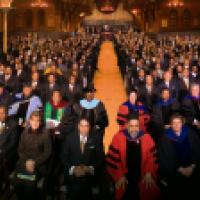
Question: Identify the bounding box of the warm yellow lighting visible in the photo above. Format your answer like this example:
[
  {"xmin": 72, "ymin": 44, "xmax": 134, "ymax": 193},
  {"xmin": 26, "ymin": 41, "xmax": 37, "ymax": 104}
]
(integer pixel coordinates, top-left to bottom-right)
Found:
[
  {"xmin": 132, "ymin": 9, "xmax": 139, "ymax": 15},
  {"xmin": 79, "ymin": 12, "xmax": 85, "ymax": 17},
  {"xmin": 167, "ymin": 0, "xmax": 184, "ymax": 8},
  {"xmin": 31, "ymin": 0, "xmax": 49, "ymax": 8},
  {"xmin": 0, "ymin": 0, "xmax": 13, "ymax": 8}
]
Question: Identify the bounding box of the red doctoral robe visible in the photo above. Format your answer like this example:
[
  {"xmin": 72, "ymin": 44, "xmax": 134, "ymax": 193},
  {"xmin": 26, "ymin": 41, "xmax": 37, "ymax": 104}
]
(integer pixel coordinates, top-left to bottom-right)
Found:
[
  {"xmin": 106, "ymin": 131, "xmax": 160, "ymax": 200},
  {"xmin": 117, "ymin": 102, "xmax": 150, "ymax": 132}
]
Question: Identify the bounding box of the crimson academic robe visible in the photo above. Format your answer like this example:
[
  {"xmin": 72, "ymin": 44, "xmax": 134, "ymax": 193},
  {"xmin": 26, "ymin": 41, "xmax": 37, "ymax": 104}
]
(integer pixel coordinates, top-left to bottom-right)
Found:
[
  {"xmin": 117, "ymin": 101, "xmax": 150, "ymax": 132},
  {"xmin": 106, "ymin": 131, "xmax": 160, "ymax": 200}
]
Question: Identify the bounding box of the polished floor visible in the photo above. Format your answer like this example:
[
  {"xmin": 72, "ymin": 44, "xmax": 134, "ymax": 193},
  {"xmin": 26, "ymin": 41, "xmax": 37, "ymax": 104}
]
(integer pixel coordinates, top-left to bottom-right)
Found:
[{"xmin": 94, "ymin": 41, "xmax": 127, "ymax": 152}]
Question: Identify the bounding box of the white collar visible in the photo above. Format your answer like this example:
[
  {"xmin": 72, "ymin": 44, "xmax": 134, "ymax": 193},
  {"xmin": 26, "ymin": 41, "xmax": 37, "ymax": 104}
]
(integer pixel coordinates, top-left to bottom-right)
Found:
[{"xmin": 80, "ymin": 134, "xmax": 87, "ymax": 143}]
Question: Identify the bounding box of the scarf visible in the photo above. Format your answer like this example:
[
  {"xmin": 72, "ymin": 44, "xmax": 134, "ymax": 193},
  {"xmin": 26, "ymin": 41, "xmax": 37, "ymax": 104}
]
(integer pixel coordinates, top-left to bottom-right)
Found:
[
  {"xmin": 123, "ymin": 101, "xmax": 146, "ymax": 112},
  {"xmin": 156, "ymin": 98, "xmax": 175, "ymax": 107},
  {"xmin": 166, "ymin": 126, "xmax": 192, "ymax": 167},
  {"xmin": 45, "ymin": 100, "xmax": 67, "ymax": 121}
]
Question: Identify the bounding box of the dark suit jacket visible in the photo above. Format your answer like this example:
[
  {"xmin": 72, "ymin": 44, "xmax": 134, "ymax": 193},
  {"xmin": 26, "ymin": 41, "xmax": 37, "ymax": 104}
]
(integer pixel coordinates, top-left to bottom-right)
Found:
[
  {"xmin": 0, "ymin": 75, "xmax": 20, "ymax": 94},
  {"xmin": 0, "ymin": 119, "xmax": 18, "ymax": 158},
  {"xmin": 152, "ymin": 99, "xmax": 180, "ymax": 127},
  {"xmin": 61, "ymin": 131, "xmax": 105, "ymax": 177},
  {"xmin": 178, "ymin": 77, "xmax": 195, "ymax": 100},
  {"xmin": 63, "ymin": 84, "xmax": 82, "ymax": 103},
  {"xmin": 138, "ymin": 84, "xmax": 158, "ymax": 112},
  {"xmin": 182, "ymin": 96, "xmax": 200, "ymax": 125},
  {"xmin": 15, "ymin": 70, "xmax": 30, "ymax": 84},
  {"xmin": 0, "ymin": 89, "xmax": 12, "ymax": 107},
  {"xmin": 158, "ymin": 79, "xmax": 179, "ymax": 100},
  {"xmin": 158, "ymin": 128, "xmax": 200, "ymax": 184},
  {"xmin": 41, "ymin": 83, "xmax": 61, "ymax": 103}
]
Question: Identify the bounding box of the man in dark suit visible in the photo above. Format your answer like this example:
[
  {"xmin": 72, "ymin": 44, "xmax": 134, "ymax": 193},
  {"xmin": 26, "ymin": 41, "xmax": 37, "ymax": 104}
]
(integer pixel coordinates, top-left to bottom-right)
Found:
[
  {"xmin": 63, "ymin": 75, "xmax": 82, "ymax": 104},
  {"xmin": 178, "ymin": 68, "xmax": 195, "ymax": 100},
  {"xmin": 0, "ymin": 66, "xmax": 20, "ymax": 94},
  {"xmin": 158, "ymin": 70, "xmax": 179, "ymax": 100},
  {"xmin": 42, "ymin": 73, "xmax": 61, "ymax": 103},
  {"xmin": 61, "ymin": 117, "xmax": 105, "ymax": 200},
  {"xmin": 0, "ymin": 104, "xmax": 18, "ymax": 192},
  {"xmin": 0, "ymin": 83, "xmax": 11, "ymax": 107},
  {"xmin": 30, "ymin": 71, "xmax": 43, "ymax": 97},
  {"xmin": 138, "ymin": 74, "xmax": 158, "ymax": 112},
  {"xmin": 15, "ymin": 62, "xmax": 30, "ymax": 84},
  {"xmin": 182, "ymin": 83, "xmax": 200, "ymax": 132},
  {"xmin": 152, "ymin": 88, "xmax": 180, "ymax": 142}
]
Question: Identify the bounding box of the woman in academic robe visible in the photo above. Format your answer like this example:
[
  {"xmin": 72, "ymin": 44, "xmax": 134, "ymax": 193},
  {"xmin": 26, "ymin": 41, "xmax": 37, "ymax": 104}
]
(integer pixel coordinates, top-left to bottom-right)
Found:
[
  {"xmin": 158, "ymin": 113, "xmax": 200, "ymax": 200},
  {"xmin": 117, "ymin": 89, "xmax": 150, "ymax": 132},
  {"xmin": 44, "ymin": 89, "xmax": 68, "ymax": 130},
  {"xmin": 107, "ymin": 114, "xmax": 160, "ymax": 200}
]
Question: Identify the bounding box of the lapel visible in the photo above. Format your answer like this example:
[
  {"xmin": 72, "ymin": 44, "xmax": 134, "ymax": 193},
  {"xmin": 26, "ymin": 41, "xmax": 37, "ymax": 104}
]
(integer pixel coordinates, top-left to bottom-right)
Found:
[
  {"xmin": 84, "ymin": 133, "xmax": 94, "ymax": 155},
  {"xmin": 75, "ymin": 132, "xmax": 82, "ymax": 155},
  {"xmin": 0, "ymin": 122, "xmax": 9, "ymax": 135},
  {"xmin": 76, "ymin": 132, "xmax": 93, "ymax": 155}
]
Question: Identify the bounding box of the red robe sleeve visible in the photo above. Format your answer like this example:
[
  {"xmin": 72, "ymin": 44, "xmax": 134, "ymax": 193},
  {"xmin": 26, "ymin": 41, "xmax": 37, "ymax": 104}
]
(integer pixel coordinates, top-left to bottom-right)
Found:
[
  {"xmin": 117, "ymin": 105, "xmax": 129, "ymax": 130},
  {"xmin": 140, "ymin": 134, "xmax": 160, "ymax": 200},
  {"xmin": 106, "ymin": 133, "xmax": 127, "ymax": 182},
  {"xmin": 106, "ymin": 132, "xmax": 128, "ymax": 200}
]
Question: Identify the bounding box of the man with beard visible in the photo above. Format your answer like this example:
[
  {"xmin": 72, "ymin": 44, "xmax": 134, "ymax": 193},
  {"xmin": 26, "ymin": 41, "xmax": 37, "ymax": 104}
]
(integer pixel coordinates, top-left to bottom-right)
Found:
[{"xmin": 107, "ymin": 115, "xmax": 160, "ymax": 200}]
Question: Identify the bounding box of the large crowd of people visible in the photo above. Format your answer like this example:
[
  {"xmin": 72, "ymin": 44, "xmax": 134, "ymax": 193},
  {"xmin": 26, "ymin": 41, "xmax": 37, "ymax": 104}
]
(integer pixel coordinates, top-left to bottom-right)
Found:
[{"xmin": 0, "ymin": 28, "xmax": 199, "ymax": 200}]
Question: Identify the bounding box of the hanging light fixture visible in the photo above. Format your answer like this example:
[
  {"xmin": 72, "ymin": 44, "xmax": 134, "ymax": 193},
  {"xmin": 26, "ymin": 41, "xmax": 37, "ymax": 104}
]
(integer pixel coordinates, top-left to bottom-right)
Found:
[
  {"xmin": 31, "ymin": 0, "xmax": 49, "ymax": 8},
  {"xmin": 132, "ymin": 8, "xmax": 139, "ymax": 15},
  {"xmin": 167, "ymin": 0, "xmax": 184, "ymax": 8},
  {"xmin": 100, "ymin": 0, "xmax": 114, "ymax": 12}
]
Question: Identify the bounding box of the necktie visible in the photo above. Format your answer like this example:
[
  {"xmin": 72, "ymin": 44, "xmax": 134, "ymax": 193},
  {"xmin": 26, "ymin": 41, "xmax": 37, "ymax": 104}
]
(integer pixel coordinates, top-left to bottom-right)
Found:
[
  {"xmin": 80, "ymin": 140, "xmax": 85, "ymax": 154},
  {"xmin": 0, "ymin": 122, "xmax": 5, "ymax": 134}
]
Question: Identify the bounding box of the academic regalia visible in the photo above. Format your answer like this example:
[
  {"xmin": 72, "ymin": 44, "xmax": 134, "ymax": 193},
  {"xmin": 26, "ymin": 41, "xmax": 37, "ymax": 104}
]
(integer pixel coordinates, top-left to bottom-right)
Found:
[
  {"xmin": 44, "ymin": 100, "xmax": 68, "ymax": 122},
  {"xmin": 158, "ymin": 126, "xmax": 200, "ymax": 200},
  {"xmin": 74, "ymin": 98, "xmax": 109, "ymax": 136},
  {"xmin": 8, "ymin": 93, "xmax": 43, "ymax": 123},
  {"xmin": 117, "ymin": 101, "xmax": 150, "ymax": 132},
  {"xmin": 106, "ymin": 130, "xmax": 160, "ymax": 200},
  {"xmin": 152, "ymin": 98, "xmax": 180, "ymax": 140}
]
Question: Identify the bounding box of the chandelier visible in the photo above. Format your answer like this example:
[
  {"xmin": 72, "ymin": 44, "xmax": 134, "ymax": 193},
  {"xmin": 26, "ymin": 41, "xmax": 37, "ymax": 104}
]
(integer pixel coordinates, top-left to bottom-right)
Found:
[
  {"xmin": 100, "ymin": 6, "xmax": 114, "ymax": 12},
  {"xmin": 31, "ymin": 0, "xmax": 49, "ymax": 8},
  {"xmin": 0, "ymin": 0, "xmax": 13, "ymax": 8},
  {"xmin": 98, "ymin": 0, "xmax": 115, "ymax": 13},
  {"xmin": 167, "ymin": 0, "xmax": 184, "ymax": 8},
  {"xmin": 132, "ymin": 8, "xmax": 139, "ymax": 15}
]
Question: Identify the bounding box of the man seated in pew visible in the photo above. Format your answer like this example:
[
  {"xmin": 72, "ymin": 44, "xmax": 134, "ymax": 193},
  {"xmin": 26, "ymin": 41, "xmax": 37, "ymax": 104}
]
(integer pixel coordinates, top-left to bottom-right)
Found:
[
  {"xmin": 0, "ymin": 104, "xmax": 18, "ymax": 193},
  {"xmin": 182, "ymin": 83, "xmax": 200, "ymax": 133},
  {"xmin": 61, "ymin": 117, "xmax": 105, "ymax": 200}
]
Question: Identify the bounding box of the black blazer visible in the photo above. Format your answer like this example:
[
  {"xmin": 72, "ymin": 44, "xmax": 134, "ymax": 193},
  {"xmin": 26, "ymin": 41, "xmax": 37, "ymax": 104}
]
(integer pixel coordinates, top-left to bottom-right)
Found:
[
  {"xmin": 158, "ymin": 128, "xmax": 200, "ymax": 184},
  {"xmin": 158, "ymin": 79, "xmax": 179, "ymax": 99},
  {"xmin": 61, "ymin": 131, "xmax": 105, "ymax": 176},
  {"xmin": 0, "ymin": 119, "xmax": 18, "ymax": 158},
  {"xmin": 0, "ymin": 75, "xmax": 20, "ymax": 94},
  {"xmin": 138, "ymin": 84, "xmax": 158, "ymax": 111},
  {"xmin": 63, "ymin": 83, "xmax": 82, "ymax": 103}
]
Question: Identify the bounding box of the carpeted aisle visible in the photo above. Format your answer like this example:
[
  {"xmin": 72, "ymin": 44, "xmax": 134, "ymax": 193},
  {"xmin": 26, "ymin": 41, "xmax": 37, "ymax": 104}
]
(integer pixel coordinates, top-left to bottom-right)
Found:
[{"xmin": 94, "ymin": 41, "xmax": 127, "ymax": 152}]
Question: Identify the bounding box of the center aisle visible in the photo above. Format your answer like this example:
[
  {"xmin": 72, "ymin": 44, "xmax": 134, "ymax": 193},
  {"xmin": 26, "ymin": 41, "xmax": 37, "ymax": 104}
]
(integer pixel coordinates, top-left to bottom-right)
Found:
[{"xmin": 94, "ymin": 41, "xmax": 127, "ymax": 152}]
